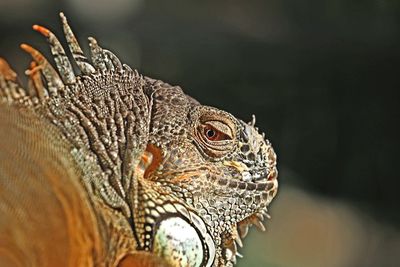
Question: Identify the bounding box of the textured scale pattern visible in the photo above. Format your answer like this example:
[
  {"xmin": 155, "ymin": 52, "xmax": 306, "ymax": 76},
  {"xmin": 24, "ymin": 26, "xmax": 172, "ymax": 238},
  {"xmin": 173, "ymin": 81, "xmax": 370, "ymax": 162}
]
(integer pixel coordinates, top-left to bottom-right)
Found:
[{"xmin": 0, "ymin": 13, "xmax": 278, "ymax": 267}]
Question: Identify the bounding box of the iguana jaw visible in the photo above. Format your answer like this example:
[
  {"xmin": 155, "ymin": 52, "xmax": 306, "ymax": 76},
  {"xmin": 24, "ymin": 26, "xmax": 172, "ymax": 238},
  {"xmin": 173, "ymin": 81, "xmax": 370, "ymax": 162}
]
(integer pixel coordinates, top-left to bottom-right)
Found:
[{"xmin": 135, "ymin": 122, "xmax": 279, "ymax": 266}]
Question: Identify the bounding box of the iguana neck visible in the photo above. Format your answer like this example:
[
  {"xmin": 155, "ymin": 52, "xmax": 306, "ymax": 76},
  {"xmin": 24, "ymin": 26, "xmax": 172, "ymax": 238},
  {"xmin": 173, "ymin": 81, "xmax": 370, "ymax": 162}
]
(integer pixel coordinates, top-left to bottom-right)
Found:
[
  {"xmin": 41, "ymin": 70, "xmax": 152, "ymax": 217},
  {"xmin": 1, "ymin": 67, "xmax": 153, "ymax": 218}
]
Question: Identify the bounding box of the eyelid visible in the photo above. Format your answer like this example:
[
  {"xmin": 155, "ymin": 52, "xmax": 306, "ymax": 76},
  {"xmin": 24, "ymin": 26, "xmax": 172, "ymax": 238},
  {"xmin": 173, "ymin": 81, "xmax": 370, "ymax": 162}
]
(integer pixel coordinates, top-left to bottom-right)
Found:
[{"xmin": 204, "ymin": 121, "xmax": 233, "ymax": 140}]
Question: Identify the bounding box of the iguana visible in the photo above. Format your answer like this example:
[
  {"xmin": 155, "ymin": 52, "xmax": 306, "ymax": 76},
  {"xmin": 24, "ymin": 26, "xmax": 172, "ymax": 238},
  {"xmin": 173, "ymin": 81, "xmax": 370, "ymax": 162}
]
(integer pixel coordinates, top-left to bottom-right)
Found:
[{"xmin": 0, "ymin": 13, "xmax": 278, "ymax": 267}]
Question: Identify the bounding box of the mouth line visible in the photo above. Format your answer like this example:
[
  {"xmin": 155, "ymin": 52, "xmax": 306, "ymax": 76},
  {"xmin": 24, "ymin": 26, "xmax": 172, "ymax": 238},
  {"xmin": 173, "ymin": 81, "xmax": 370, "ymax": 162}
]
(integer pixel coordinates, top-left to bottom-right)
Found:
[
  {"xmin": 239, "ymin": 179, "xmax": 275, "ymax": 192},
  {"xmin": 218, "ymin": 175, "xmax": 276, "ymax": 192},
  {"xmin": 239, "ymin": 169, "xmax": 276, "ymax": 183},
  {"xmin": 223, "ymin": 160, "xmax": 277, "ymax": 183}
]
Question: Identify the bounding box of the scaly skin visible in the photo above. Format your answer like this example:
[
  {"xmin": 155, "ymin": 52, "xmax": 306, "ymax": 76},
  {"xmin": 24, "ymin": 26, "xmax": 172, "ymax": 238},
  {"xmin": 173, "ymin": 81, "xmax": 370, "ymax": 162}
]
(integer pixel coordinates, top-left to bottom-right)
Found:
[{"xmin": 0, "ymin": 13, "xmax": 278, "ymax": 267}]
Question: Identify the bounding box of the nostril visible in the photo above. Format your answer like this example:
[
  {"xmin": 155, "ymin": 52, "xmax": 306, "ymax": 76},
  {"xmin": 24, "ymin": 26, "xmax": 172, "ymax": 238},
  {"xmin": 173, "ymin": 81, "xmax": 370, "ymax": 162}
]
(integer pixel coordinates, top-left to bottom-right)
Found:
[
  {"xmin": 248, "ymin": 152, "xmax": 255, "ymax": 161},
  {"xmin": 240, "ymin": 144, "xmax": 250, "ymax": 153}
]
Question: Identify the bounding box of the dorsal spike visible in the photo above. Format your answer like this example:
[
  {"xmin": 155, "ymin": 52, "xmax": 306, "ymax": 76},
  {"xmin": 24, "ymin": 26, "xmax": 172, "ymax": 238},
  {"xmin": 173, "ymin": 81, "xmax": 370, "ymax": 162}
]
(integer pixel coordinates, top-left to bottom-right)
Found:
[
  {"xmin": 20, "ymin": 43, "xmax": 64, "ymax": 96},
  {"xmin": 59, "ymin": 12, "xmax": 96, "ymax": 75},
  {"xmin": 0, "ymin": 58, "xmax": 17, "ymax": 82},
  {"xmin": 87, "ymin": 37, "xmax": 120, "ymax": 71},
  {"xmin": 123, "ymin": 63, "xmax": 132, "ymax": 72},
  {"xmin": 33, "ymin": 25, "xmax": 76, "ymax": 85},
  {"xmin": 25, "ymin": 61, "xmax": 47, "ymax": 102},
  {"xmin": 0, "ymin": 74, "xmax": 6, "ymax": 93},
  {"xmin": 88, "ymin": 37, "xmax": 107, "ymax": 71},
  {"xmin": 0, "ymin": 58, "xmax": 29, "ymax": 102},
  {"xmin": 26, "ymin": 62, "xmax": 38, "ymax": 97},
  {"xmin": 103, "ymin": 49, "xmax": 123, "ymax": 70}
]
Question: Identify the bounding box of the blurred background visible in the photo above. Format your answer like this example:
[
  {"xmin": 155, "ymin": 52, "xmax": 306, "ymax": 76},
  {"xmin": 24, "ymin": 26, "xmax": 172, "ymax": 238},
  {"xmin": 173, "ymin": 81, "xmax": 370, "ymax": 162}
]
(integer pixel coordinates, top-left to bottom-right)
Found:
[{"xmin": 0, "ymin": 0, "xmax": 399, "ymax": 266}]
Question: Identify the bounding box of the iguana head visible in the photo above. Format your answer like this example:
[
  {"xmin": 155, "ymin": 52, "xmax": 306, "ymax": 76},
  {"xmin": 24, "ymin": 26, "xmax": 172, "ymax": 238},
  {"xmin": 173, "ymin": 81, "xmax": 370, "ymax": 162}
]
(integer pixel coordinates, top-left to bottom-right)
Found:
[{"xmin": 135, "ymin": 82, "xmax": 278, "ymax": 266}]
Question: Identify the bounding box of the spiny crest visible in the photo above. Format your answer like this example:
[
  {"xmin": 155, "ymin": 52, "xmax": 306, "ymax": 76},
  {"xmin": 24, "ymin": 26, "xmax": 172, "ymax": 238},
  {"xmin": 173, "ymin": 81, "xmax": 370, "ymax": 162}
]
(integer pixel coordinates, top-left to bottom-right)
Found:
[
  {"xmin": 0, "ymin": 12, "xmax": 148, "ymax": 218},
  {"xmin": 0, "ymin": 12, "xmax": 128, "ymax": 105}
]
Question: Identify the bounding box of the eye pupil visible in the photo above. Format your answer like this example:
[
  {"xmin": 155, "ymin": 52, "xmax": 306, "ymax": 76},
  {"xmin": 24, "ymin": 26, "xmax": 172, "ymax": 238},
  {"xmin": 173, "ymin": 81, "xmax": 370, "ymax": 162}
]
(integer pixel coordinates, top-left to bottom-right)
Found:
[{"xmin": 206, "ymin": 129, "xmax": 216, "ymax": 138}]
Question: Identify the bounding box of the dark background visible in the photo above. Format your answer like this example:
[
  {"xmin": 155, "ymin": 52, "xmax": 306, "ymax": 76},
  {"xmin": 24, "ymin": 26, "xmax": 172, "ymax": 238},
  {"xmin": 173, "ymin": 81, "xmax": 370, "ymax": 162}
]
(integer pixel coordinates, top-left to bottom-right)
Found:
[{"xmin": 0, "ymin": 0, "xmax": 399, "ymax": 266}]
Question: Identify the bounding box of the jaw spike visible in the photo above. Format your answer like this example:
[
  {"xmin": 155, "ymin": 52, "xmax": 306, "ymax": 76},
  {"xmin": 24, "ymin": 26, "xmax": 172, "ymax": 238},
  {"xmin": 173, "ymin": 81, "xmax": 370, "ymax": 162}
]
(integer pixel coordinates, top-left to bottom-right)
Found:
[
  {"xmin": 261, "ymin": 210, "xmax": 271, "ymax": 219},
  {"xmin": 238, "ymin": 222, "xmax": 249, "ymax": 238},
  {"xmin": 59, "ymin": 12, "xmax": 96, "ymax": 75},
  {"xmin": 20, "ymin": 43, "xmax": 64, "ymax": 95},
  {"xmin": 232, "ymin": 226, "xmax": 243, "ymax": 248},
  {"xmin": 32, "ymin": 24, "xmax": 76, "ymax": 85},
  {"xmin": 237, "ymin": 211, "xmax": 268, "ymax": 238},
  {"xmin": 226, "ymin": 241, "xmax": 238, "ymax": 264},
  {"xmin": 252, "ymin": 216, "xmax": 266, "ymax": 232},
  {"xmin": 256, "ymin": 212, "xmax": 264, "ymax": 221}
]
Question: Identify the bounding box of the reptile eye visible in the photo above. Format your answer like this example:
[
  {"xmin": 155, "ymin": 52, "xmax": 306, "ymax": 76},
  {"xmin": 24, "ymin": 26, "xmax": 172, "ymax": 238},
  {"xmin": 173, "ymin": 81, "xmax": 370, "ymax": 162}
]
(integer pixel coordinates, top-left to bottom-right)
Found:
[
  {"xmin": 194, "ymin": 111, "xmax": 236, "ymax": 158},
  {"xmin": 204, "ymin": 125, "xmax": 230, "ymax": 141}
]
